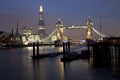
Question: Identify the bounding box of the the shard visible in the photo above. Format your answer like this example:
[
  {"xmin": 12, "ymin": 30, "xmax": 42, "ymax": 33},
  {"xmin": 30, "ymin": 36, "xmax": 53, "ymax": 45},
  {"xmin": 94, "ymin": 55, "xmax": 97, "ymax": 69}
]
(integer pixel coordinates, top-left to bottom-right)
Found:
[{"xmin": 38, "ymin": 5, "xmax": 46, "ymax": 36}]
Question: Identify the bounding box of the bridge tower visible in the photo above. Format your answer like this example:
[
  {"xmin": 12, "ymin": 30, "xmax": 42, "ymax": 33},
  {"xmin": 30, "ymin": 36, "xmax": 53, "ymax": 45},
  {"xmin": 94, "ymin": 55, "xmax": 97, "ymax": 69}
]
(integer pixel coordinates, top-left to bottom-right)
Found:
[
  {"xmin": 56, "ymin": 19, "xmax": 64, "ymax": 41},
  {"xmin": 86, "ymin": 17, "xmax": 93, "ymax": 40}
]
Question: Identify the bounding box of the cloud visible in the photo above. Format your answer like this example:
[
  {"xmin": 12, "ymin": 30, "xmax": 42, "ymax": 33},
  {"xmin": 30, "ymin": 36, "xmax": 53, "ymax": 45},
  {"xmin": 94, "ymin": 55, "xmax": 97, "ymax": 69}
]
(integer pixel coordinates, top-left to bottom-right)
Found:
[
  {"xmin": 0, "ymin": 13, "xmax": 38, "ymax": 33},
  {"xmin": 10, "ymin": 5, "xmax": 33, "ymax": 16},
  {"xmin": 106, "ymin": 0, "xmax": 120, "ymax": 10}
]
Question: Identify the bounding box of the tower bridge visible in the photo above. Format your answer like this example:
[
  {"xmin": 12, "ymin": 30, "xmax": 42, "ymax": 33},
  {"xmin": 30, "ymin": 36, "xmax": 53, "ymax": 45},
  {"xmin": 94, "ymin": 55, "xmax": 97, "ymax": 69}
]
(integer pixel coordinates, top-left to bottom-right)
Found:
[
  {"xmin": 37, "ymin": 17, "xmax": 109, "ymax": 43},
  {"xmin": 54, "ymin": 17, "xmax": 108, "ymax": 42}
]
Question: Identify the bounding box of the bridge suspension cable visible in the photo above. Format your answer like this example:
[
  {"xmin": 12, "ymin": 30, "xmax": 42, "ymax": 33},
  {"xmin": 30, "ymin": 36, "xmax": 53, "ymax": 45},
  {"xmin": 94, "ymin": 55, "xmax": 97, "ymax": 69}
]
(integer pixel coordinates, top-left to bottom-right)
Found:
[
  {"xmin": 92, "ymin": 27, "xmax": 109, "ymax": 38},
  {"xmin": 40, "ymin": 28, "xmax": 57, "ymax": 42}
]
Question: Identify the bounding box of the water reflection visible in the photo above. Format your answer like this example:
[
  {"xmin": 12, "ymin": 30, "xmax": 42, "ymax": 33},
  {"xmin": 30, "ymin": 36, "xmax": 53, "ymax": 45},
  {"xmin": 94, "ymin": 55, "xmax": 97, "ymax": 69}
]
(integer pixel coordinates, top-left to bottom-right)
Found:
[
  {"xmin": 63, "ymin": 62, "xmax": 68, "ymax": 80},
  {"xmin": 32, "ymin": 57, "xmax": 65, "ymax": 80},
  {"xmin": 56, "ymin": 47, "xmax": 63, "ymax": 52},
  {"xmin": 26, "ymin": 46, "xmax": 63, "ymax": 54},
  {"xmin": 27, "ymin": 47, "xmax": 33, "ymax": 50},
  {"xmin": 32, "ymin": 60, "xmax": 41, "ymax": 80},
  {"xmin": 0, "ymin": 46, "xmax": 119, "ymax": 80}
]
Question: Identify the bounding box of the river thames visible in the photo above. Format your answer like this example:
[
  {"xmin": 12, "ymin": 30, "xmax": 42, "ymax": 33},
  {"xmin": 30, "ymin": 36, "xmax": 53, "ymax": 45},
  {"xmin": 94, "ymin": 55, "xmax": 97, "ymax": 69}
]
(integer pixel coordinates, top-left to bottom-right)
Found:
[{"xmin": 0, "ymin": 46, "xmax": 119, "ymax": 80}]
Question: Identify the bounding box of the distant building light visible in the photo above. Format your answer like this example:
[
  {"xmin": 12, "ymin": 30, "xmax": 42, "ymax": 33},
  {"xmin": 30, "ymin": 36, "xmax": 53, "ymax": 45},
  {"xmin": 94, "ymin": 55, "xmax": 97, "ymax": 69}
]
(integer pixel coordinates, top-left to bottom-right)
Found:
[
  {"xmin": 38, "ymin": 27, "xmax": 45, "ymax": 30},
  {"xmin": 72, "ymin": 25, "xmax": 74, "ymax": 27},
  {"xmin": 63, "ymin": 40, "xmax": 69, "ymax": 43},
  {"xmin": 80, "ymin": 40, "xmax": 86, "ymax": 42}
]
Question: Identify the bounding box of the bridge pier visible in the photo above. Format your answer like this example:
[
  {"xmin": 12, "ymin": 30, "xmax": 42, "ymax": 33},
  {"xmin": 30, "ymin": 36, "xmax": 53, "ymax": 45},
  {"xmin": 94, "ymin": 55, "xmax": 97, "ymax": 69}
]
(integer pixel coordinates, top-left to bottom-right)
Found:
[
  {"xmin": 32, "ymin": 42, "xmax": 40, "ymax": 57},
  {"xmin": 63, "ymin": 42, "xmax": 66, "ymax": 58},
  {"xmin": 37, "ymin": 42, "xmax": 39, "ymax": 56},
  {"xmin": 63, "ymin": 41, "xmax": 70, "ymax": 57},
  {"xmin": 33, "ymin": 42, "xmax": 35, "ymax": 57}
]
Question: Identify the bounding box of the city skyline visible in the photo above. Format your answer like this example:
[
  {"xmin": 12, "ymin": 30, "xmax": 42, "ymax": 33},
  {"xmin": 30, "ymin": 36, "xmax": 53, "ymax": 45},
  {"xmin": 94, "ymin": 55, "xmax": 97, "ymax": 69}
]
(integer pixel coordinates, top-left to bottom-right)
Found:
[{"xmin": 0, "ymin": 0, "xmax": 120, "ymax": 39}]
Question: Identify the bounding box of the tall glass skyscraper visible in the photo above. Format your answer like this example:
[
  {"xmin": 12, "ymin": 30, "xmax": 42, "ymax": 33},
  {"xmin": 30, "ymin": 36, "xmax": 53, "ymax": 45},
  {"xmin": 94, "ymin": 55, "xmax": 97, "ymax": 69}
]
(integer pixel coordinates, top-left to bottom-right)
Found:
[{"xmin": 38, "ymin": 5, "xmax": 46, "ymax": 36}]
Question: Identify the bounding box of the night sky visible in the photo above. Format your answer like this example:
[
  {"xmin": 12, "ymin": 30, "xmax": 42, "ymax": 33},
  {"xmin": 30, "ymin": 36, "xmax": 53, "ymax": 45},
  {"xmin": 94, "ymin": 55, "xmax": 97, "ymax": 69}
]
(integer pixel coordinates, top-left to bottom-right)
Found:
[{"xmin": 0, "ymin": 0, "xmax": 120, "ymax": 39}]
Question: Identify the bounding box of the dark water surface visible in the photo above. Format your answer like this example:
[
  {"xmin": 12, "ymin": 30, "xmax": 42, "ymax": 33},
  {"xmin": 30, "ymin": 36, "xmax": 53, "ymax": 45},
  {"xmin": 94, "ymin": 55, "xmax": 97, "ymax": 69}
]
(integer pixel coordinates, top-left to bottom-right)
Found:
[{"xmin": 0, "ymin": 47, "xmax": 119, "ymax": 80}]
